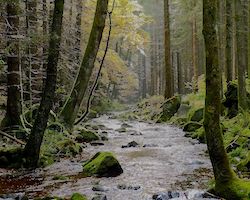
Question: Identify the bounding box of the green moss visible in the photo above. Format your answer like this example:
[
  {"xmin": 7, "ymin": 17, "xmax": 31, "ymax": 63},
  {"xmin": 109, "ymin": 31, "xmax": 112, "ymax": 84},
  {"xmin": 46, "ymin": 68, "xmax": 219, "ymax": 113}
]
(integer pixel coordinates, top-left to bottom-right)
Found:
[
  {"xmin": 76, "ymin": 128, "xmax": 99, "ymax": 143},
  {"xmin": 56, "ymin": 139, "xmax": 82, "ymax": 157},
  {"xmin": 191, "ymin": 127, "xmax": 206, "ymax": 143},
  {"xmin": 189, "ymin": 107, "xmax": 204, "ymax": 122},
  {"xmin": 52, "ymin": 175, "xmax": 68, "ymax": 180},
  {"xmin": 158, "ymin": 95, "xmax": 181, "ymax": 122},
  {"xmin": 70, "ymin": 193, "xmax": 87, "ymax": 200},
  {"xmin": 237, "ymin": 152, "xmax": 250, "ymax": 172},
  {"xmin": 215, "ymin": 178, "xmax": 250, "ymax": 200},
  {"xmin": 39, "ymin": 155, "xmax": 55, "ymax": 167},
  {"xmin": 0, "ymin": 147, "xmax": 24, "ymax": 168},
  {"xmin": 183, "ymin": 121, "xmax": 202, "ymax": 132},
  {"xmin": 82, "ymin": 152, "xmax": 123, "ymax": 177}
]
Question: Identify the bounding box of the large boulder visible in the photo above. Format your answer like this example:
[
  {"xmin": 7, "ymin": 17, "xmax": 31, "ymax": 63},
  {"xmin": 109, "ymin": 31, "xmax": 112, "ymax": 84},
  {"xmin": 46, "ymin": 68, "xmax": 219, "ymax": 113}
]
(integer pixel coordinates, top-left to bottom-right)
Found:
[
  {"xmin": 158, "ymin": 96, "xmax": 181, "ymax": 122},
  {"xmin": 82, "ymin": 152, "xmax": 123, "ymax": 177},
  {"xmin": 183, "ymin": 122, "xmax": 202, "ymax": 132},
  {"xmin": 190, "ymin": 108, "xmax": 204, "ymax": 122}
]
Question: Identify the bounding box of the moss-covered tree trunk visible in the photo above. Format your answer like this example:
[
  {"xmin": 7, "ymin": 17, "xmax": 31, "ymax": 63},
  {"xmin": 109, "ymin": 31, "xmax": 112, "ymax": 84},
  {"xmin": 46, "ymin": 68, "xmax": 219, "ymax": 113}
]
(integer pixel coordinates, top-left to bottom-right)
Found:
[
  {"xmin": 24, "ymin": 0, "xmax": 64, "ymax": 168},
  {"xmin": 60, "ymin": 0, "xmax": 109, "ymax": 128},
  {"xmin": 203, "ymin": 0, "xmax": 250, "ymax": 198},
  {"xmin": 235, "ymin": 0, "xmax": 247, "ymax": 110},
  {"xmin": 164, "ymin": 0, "xmax": 173, "ymax": 99},
  {"xmin": 2, "ymin": 1, "xmax": 22, "ymax": 128},
  {"xmin": 203, "ymin": 0, "xmax": 234, "ymax": 192}
]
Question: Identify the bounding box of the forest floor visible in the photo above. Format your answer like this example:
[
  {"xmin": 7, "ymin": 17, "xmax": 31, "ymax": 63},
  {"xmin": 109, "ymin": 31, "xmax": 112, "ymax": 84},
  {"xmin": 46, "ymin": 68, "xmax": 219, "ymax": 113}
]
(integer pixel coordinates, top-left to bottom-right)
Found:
[{"xmin": 0, "ymin": 112, "xmax": 222, "ymax": 200}]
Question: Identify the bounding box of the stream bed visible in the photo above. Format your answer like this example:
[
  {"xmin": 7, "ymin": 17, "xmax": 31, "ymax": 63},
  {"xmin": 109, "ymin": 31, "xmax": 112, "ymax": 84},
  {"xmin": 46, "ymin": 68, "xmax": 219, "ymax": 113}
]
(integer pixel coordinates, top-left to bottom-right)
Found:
[{"xmin": 0, "ymin": 114, "xmax": 221, "ymax": 200}]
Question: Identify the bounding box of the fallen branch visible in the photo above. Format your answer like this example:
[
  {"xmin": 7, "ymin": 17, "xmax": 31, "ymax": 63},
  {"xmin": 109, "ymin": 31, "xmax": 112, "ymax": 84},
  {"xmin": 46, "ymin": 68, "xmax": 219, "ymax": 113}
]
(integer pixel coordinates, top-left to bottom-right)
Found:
[{"xmin": 0, "ymin": 130, "xmax": 26, "ymax": 145}]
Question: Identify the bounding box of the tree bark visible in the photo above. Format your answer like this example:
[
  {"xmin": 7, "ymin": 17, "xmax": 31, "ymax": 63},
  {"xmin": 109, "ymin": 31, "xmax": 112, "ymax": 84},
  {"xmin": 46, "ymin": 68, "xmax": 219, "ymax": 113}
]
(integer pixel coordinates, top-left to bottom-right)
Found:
[
  {"xmin": 24, "ymin": 0, "xmax": 64, "ymax": 168},
  {"xmin": 2, "ymin": 1, "xmax": 22, "ymax": 128},
  {"xmin": 192, "ymin": 14, "xmax": 198, "ymax": 93},
  {"xmin": 226, "ymin": 0, "xmax": 233, "ymax": 83},
  {"xmin": 235, "ymin": 0, "xmax": 247, "ymax": 110},
  {"xmin": 203, "ymin": 0, "xmax": 234, "ymax": 189},
  {"xmin": 177, "ymin": 52, "xmax": 183, "ymax": 94},
  {"xmin": 60, "ymin": 0, "xmax": 108, "ymax": 129},
  {"xmin": 164, "ymin": 0, "xmax": 173, "ymax": 99}
]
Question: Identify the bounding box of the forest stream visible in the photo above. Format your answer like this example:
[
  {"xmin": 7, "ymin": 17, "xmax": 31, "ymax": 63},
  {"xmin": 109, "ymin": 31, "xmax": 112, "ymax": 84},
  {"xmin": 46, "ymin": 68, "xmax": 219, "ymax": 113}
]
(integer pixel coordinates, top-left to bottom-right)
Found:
[{"xmin": 0, "ymin": 113, "xmax": 221, "ymax": 200}]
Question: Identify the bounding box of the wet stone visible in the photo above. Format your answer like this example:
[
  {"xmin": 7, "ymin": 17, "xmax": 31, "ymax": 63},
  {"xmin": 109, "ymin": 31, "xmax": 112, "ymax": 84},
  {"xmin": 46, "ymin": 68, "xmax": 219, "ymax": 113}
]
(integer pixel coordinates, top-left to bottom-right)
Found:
[
  {"xmin": 121, "ymin": 141, "xmax": 139, "ymax": 148},
  {"xmin": 92, "ymin": 185, "xmax": 109, "ymax": 192},
  {"xmin": 115, "ymin": 127, "xmax": 127, "ymax": 133},
  {"xmin": 90, "ymin": 142, "xmax": 105, "ymax": 146},
  {"xmin": 117, "ymin": 184, "xmax": 141, "ymax": 190},
  {"xmin": 129, "ymin": 130, "xmax": 143, "ymax": 136},
  {"xmin": 143, "ymin": 144, "xmax": 158, "ymax": 148},
  {"xmin": 121, "ymin": 123, "xmax": 133, "ymax": 128},
  {"xmin": 91, "ymin": 195, "xmax": 107, "ymax": 200},
  {"xmin": 0, "ymin": 193, "xmax": 27, "ymax": 200},
  {"xmin": 152, "ymin": 191, "xmax": 180, "ymax": 200}
]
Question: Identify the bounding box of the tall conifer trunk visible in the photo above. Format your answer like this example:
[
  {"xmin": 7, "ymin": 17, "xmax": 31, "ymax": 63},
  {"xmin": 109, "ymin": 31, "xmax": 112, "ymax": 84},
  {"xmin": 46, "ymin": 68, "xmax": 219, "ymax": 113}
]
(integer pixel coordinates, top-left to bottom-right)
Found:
[
  {"xmin": 2, "ymin": 1, "xmax": 22, "ymax": 128},
  {"xmin": 24, "ymin": 0, "xmax": 64, "ymax": 168},
  {"xmin": 164, "ymin": 0, "xmax": 173, "ymax": 99}
]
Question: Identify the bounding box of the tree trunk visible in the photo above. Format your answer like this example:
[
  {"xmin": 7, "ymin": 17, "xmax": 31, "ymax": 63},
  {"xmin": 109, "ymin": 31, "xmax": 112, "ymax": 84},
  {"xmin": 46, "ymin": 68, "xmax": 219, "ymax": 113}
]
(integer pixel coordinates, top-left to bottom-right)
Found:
[
  {"xmin": 24, "ymin": 0, "xmax": 64, "ymax": 168},
  {"xmin": 202, "ymin": 1, "xmax": 250, "ymax": 198},
  {"xmin": 203, "ymin": 0, "xmax": 235, "ymax": 190},
  {"xmin": 235, "ymin": 0, "xmax": 247, "ymax": 110},
  {"xmin": 177, "ymin": 52, "xmax": 183, "ymax": 94},
  {"xmin": 164, "ymin": 0, "xmax": 173, "ymax": 99},
  {"xmin": 192, "ymin": 15, "xmax": 198, "ymax": 93},
  {"xmin": 60, "ymin": 0, "xmax": 108, "ymax": 129},
  {"xmin": 226, "ymin": 0, "xmax": 233, "ymax": 84},
  {"xmin": 2, "ymin": 1, "xmax": 22, "ymax": 128}
]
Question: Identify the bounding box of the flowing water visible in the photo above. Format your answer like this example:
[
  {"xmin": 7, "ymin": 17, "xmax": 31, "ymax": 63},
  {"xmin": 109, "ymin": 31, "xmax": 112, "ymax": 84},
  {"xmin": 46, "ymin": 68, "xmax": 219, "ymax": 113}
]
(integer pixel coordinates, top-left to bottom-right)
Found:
[{"xmin": 0, "ymin": 114, "xmax": 221, "ymax": 200}]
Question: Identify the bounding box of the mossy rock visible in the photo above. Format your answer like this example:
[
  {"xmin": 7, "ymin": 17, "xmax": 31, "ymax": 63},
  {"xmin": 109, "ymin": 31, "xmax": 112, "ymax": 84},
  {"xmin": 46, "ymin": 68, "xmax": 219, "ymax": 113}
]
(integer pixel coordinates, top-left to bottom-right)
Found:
[
  {"xmin": 76, "ymin": 128, "xmax": 99, "ymax": 143},
  {"xmin": 71, "ymin": 193, "xmax": 87, "ymax": 200},
  {"xmin": 56, "ymin": 139, "xmax": 82, "ymax": 157},
  {"xmin": 39, "ymin": 154, "xmax": 55, "ymax": 167},
  {"xmin": 0, "ymin": 147, "xmax": 24, "ymax": 168},
  {"xmin": 176, "ymin": 104, "xmax": 191, "ymax": 117},
  {"xmin": 214, "ymin": 178, "xmax": 250, "ymax": 200},
  {"xmin": 191, "ymin": 127, "xmax": 206, "ymax": 143},
  {"xmin": 82, "ymin": 152, "xmax": 123, "ymax": 177},
  {"xmin": 158, "ymin": 96, "xmax": 181, "ymax": 122},
  {"xmin": 190, "ymin": 108, "xmax": 204, "ymax": 122},
  {"xmin": 183, "ymin": 122, "xmax": 202, "ymax": 132}
]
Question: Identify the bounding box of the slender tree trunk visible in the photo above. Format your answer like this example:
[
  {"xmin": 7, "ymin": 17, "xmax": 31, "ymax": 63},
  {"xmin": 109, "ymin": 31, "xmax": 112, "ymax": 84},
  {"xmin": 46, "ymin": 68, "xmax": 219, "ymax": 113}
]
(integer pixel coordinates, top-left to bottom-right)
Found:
[
  {"xmin": 75, "ymin": 0, "xmax": 82, "ymax": 63},
  {"xmin": 24, "ymin": 0, "xmax": 64, "ymax": 168},
  {"xmin": 203, "ymin": 0, "xmax": 235, "ymax": 189},
  {"xmin": 192, "ymin": 15, "xmax": 198, "ymax": 93},
  {"xmin": 177, "ymin": 52, "xmax": 183, "ymax": 94},
  {"xmin": 2, "ymin": 1, "xmax": 22, "ymax": 128},
  {"xmin": 164, "ymin": 0, "xmax": 173, "ymax": 99},
  {"xmin": 60, "ymin": 0, "xmax": 109, "ymax": 129},
  {"xmin": 226, "ymin": 0, "xmax": 233, "ymax": 84},
  {"xmin": 142, "ymin": 54, "xmax": 147, "ymax": 98},
  {"xmin": 235, "ymin": 0, "xmax": 247, "ymax": 110}
]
